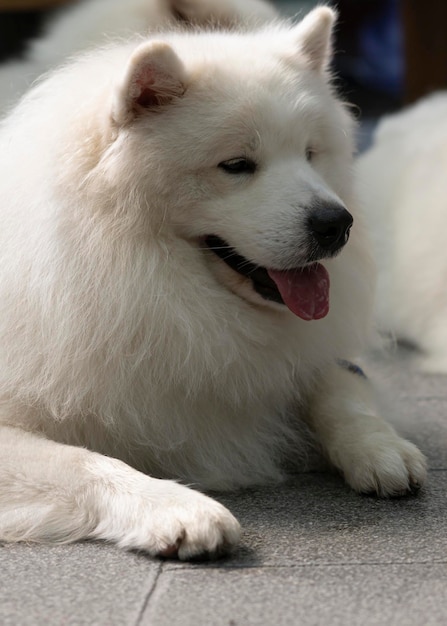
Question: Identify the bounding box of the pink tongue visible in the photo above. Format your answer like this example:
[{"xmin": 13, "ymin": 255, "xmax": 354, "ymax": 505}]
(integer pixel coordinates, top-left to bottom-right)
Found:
[{"xmin": 267, "ymin": 263, "xmax": 330, "ymax": 320}]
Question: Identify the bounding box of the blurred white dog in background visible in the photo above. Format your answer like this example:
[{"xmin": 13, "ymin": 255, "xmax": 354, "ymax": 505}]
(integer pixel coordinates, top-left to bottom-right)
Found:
[
  {"xmin": 0, "ymin": 0, "xmax": 278, "ymax": 113},
  {"xmin": 357, "ymin": 92, "xmax": 447, "ymax": 373}
]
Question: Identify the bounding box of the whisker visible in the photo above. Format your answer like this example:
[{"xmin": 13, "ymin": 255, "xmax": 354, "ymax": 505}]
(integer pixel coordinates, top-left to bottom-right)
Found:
[
  {"xmin": 238, "ymin": 259, "xmax": 260, "ymax": 273},
  {"xmin": 205, "ymin": 246, "xmax": 234, "ymax": 251}
]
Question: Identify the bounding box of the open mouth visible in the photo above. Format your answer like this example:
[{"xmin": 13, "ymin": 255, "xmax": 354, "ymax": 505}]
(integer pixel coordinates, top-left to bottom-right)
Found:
[
  {"xmin": 205, "ymin": 235, "xmax": 284, "ymax": 304},
  {"xmin": 204, "ymin": 235, "xmax": 330, "ymax": 321}
]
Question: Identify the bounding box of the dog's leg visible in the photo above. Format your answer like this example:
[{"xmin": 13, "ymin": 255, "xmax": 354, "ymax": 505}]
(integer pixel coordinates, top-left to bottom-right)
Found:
[
  {"xmin": 0, "ymin": 425, "xmax": 240, "ymax": 559},
  {"xmin": 306, "ymin": 364, "xmax": 427, "ymax": 496}
]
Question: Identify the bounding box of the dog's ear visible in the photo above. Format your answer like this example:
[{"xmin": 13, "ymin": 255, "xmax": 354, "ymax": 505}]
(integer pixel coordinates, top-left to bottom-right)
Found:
[
  {"xmin": 112, "ymin": 41, "xmax": 186, "ymax": 126},
  {"xmin": 291, "ymin": 7, "xmax": 336, "ymax": 73}
]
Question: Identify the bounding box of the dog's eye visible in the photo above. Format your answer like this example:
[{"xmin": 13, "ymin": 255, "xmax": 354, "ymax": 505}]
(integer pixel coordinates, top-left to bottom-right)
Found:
[
  {"xmin": 306, "ymin": 147, "xmax": 315, "ymax": 162},
  {"xmin": 218, "ymin": 158, "xmax": 257, "ymax": 175}
]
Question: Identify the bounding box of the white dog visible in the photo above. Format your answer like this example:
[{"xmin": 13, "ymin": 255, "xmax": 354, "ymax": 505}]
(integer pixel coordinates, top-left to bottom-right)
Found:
[
  {"xmin": 357, "ymin": 92, "xmax": 447, "ymax": 372},
  {"xmin": 0, "ymin": 0, "xmax": 277, "ymax": 113},
  {"xmin": 0, "ymin": 7, "xmax": 426, "ymax": 560}
]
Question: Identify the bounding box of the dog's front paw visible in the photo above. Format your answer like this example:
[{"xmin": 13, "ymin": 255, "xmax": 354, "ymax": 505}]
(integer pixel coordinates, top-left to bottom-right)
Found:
[
  {"xmin": 87, "ymin": 460, "xmax": 240, "ymax": 560},
  {"xmin": 147, "ymin": 489, "xmax": 241, "ymax": 560},
  {"xmin": 338, "ymin": 431, "xmax": 427, "ymax": 497}
]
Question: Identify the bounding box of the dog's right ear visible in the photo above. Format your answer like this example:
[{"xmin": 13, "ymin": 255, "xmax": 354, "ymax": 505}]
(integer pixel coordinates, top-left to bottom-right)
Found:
[
  {"xmin": 290, "ymin": 7, "xmax": 336, "ymax": 73},
  {"xmin": 112, "ymin": 41, "xmax": 186, "ymax": 127}
]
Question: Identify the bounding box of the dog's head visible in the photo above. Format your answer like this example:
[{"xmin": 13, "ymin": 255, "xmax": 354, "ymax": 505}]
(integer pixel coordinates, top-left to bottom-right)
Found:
[{"xmin": 96, "ymin": 8, "xmax": 356, "ymax": 320}]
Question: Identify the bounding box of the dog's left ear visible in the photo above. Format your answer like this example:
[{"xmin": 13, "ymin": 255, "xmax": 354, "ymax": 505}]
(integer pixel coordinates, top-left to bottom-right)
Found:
[
  {"xmin": 112, "ymin": 41, "xmax": 186, "ymax": 126},
  {"xmin": 291, "ymin": 7, "xmax": 336, "ymax": 73}
]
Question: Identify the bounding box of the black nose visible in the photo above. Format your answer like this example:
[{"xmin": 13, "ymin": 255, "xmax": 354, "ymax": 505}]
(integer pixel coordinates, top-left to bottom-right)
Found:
[{"xmin": 308, "ymin": 203, "xmax": 353, "ymax": 252}]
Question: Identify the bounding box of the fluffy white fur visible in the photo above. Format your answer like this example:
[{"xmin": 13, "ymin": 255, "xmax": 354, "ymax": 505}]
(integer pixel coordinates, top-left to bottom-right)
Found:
[
  {"xmin": 0, "ymin": 0, "xmax": 278, "ymax": 114},
  {"xmin": 357, "ymin": 92, "xmax": 447, "ymax": 372},
  {"xmin": 0, "ymin": 6, "xmax": 426, "ymax": 559}
]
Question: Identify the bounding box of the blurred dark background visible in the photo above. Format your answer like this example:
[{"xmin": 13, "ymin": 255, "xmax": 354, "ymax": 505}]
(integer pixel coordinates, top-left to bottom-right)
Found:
[{"xmin": 0, "ymin": 0, "xmax": 446, "ymax": 119}]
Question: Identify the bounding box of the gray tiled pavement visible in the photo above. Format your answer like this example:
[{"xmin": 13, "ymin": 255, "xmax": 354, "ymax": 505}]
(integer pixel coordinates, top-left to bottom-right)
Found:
[{"xmin": 1, "ymin": 348, "xmax": 446, "ymax": 625}]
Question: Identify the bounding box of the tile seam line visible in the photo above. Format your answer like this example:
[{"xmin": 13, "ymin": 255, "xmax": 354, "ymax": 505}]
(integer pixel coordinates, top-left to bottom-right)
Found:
[
  {"xmin": 134, "ymin": 561, "xmax": 163, "ymax": 626},
  {"xmin": 164, "ymin": 559, "xmax": 447, "ymax": 571},
  {"xmin": 409, "ymin": 396, "xmax": 447, "ymax": 400}
]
